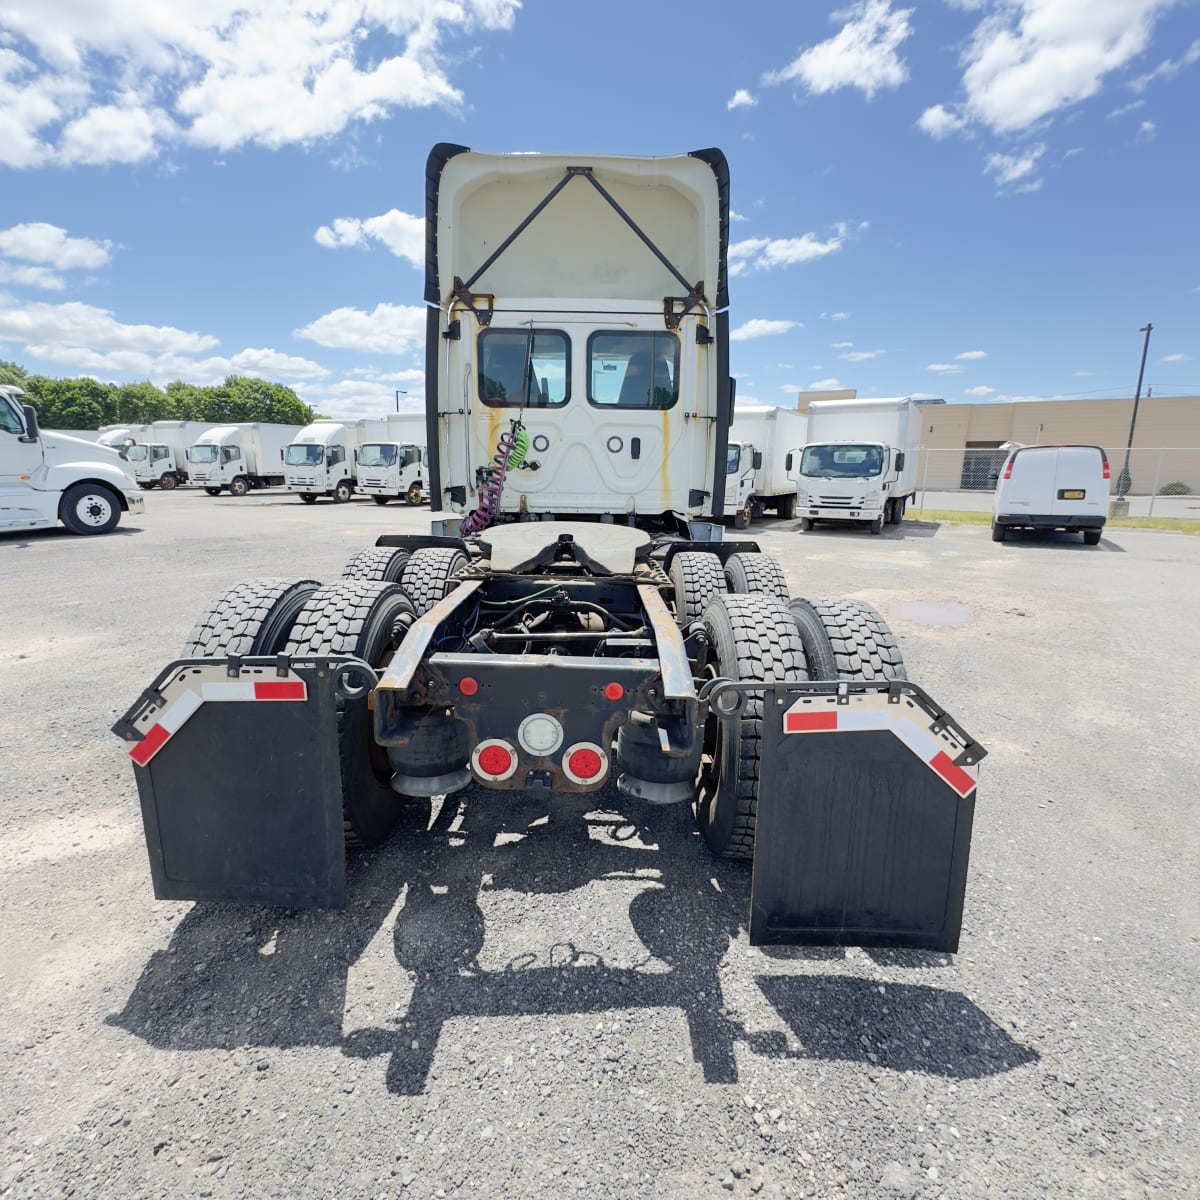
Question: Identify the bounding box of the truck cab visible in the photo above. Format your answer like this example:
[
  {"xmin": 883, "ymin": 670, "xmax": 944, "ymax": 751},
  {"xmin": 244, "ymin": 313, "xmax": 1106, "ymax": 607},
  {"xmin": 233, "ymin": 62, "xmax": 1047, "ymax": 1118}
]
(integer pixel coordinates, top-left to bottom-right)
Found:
[
  {"xmin": 127, "ymin": 441, "xmax": 175, "ymax": 487},
  {"xmin": 724, "ymin": 439, "xmax": 758, "ymax": 528},
  {"xmin": 0, "ymin": 385, "xmax": 145, "ymax": 534},
  {"xmin": 285, "ymin": 422, "xmax": 355, "ymax": 503},
  {"xmin": 355, "ymin": 441, "xmax": 427, "ymax": 506},
  {"xmin": 186, "ymin": 426, "xmax": 243, "ymax": 494}
]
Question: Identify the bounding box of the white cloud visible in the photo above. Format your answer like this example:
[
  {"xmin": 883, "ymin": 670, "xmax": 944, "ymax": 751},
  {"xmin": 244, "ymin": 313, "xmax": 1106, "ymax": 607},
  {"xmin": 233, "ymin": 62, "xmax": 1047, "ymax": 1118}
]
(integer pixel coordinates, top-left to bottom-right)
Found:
[
  {"xmin": 727, "ymin": 89, "xmax": 757, "ymax": 110},
  {"xmin": 730, "ymin": 319, "xmax": 801, "ymax": 341},
  {"xmin": 0, "ymin": 263, "xmax": 65, "ymax": 290},
  {"xmin": 984, "ymin": 143, "xmax": 1045, "ymax": 186},
  {"xmin": 0, "ymin": 1, "xmax": 521, "ymax": 168},
  {"xmin": 1135, "ymin": 119, "xmax": 1156, "ymax": 142},
  {"xmin": 956, "ymin": 349, "xmax": 988, "ymax": 360},
  {"xmin": 729, "ymin": 210, "xmax": 749, "ymax": 223},
  {"xmin": 807, "ymin": 377, "xmax": 843, "ymax": 389},
  {"xmin": 294, "ymin": 375, "xmax": 427, "ymax": 422},
  {"xmin": 0, "ymin": 299, "xmax": 216, "ymax": 356},
  {"xmin": 841, "ymin": 349, "xmax": 884, "ymax": 361},
  {"xmin": 763, "ymin": 0, "xmax": 914, "ymax": 100},
  {"xmin": 1158, "ymin": 353, "xmax": 1186, "ymax": 363},
  {"xmin": 314, "ymin": 208, "xmax": 424, "ymax": 267},
  {"xmin": 293, "ymin": 301, "xmax": 426, "ymax": 354},
  {"xmin": 1130, "ymin": 37, "xmax": 1200, "ymax": 92},
  {"xmin": 227, "ymin": 347, "xmax": 329, "ymax": 380},
  {"xmin": 729, "ymin": 226, "xmax": 851, "ymax": 274},
  {"xmin": 928, "ymin": 0, "xmax": 1174, "ymax": 137},
  {"xmin": 927, "ymin": 362, "xmax": 963, "ymax": 374},
  {"xmin": 964, "ymin": 384, "xmax": 995, "ymax": 395},
  {"xmin": 822, "ymin": 311, "xmax": 852, "ymax": 321},
  {"xmin": 831, "ymin": 340, "xmax": 854, "ymax": 348},
  {"xmin": 917, "ymin": 103, "xmax": 968, "ymax": 139},
  {"xmin": 0, "ymin": 222, "xmax": 111, "ymax": 269},
  {"xmin": 995, "ymin": 393, "xmax": 1046, "ymax": 403},
  {"xmin": 1064, "ymin": 146, "xmax": 1086, "ymax": 158},
  {"xmin": 1073, "ymin": 369, "xmax": 1096, "ymax": 376},
  {"xmin": 1108, "ymin": 98, "xmax": 1145, "ymax": 117}
]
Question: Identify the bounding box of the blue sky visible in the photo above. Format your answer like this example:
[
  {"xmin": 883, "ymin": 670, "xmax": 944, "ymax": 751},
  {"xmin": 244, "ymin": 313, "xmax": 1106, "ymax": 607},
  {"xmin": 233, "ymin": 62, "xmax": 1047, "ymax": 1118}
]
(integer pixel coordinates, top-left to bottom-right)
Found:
[{"xmin": 0, "ymin": 0, "xmax": 1197, "ymax": 420}]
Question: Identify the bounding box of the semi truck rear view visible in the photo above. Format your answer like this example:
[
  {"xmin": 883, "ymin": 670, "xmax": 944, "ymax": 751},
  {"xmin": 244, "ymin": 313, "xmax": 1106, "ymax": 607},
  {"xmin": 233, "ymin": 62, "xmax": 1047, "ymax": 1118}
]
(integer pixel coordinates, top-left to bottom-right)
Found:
[{"xmin": 114, "ymin": 146, "xmax": 985, "ymax": 956}]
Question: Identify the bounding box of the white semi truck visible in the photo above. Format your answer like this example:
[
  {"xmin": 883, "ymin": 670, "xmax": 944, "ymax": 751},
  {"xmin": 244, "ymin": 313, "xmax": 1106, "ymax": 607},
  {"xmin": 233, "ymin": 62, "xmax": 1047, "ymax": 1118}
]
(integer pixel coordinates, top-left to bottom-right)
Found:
[
  {"xmin": 114, "ymin": 146, "xmax": 983, "ymax": 966},
  {"xmin": 1, "ymin": 385, "xmax": 145, "ymax": 534},
  {"xmin": 795, "ymin": 396, "xmax": 921, "ymax": 534},
  {"xmin": 725, "ymin": 405, "xmax": 808, "ymax": 527},
  {"xmin": 185, "ymin": 423, "xmax": 299, "ymax": 495},
  {"xmin": 126, "ymin": 421, "xmax": 222, "ymax": 489},
  {"xmin": 284, "ymin": 420, "xmax": 375, "ymax": 503},
  {"xmin": 355, "ymin": 413, "xmax": 428, "ymax": 506}
]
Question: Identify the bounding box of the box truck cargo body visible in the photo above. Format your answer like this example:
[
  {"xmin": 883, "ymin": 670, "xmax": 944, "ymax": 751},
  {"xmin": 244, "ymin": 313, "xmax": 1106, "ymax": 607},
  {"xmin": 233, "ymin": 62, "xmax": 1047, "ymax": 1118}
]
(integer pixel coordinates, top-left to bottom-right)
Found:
[
  {"xmin": 725, "ymin": 406, "xmax": 808, "ymax": 526},
  {"xmin": 796, "ymin": 397, "xmax": 921, "ymax": 534}
]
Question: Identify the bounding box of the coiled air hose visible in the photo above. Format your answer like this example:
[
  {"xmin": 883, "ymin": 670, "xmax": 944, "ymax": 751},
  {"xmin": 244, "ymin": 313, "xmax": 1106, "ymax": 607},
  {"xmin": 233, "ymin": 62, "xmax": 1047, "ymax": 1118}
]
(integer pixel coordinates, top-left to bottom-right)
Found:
[{"xmin": 460, "ymin": 420, "xmax": 529, "ymax": 535}]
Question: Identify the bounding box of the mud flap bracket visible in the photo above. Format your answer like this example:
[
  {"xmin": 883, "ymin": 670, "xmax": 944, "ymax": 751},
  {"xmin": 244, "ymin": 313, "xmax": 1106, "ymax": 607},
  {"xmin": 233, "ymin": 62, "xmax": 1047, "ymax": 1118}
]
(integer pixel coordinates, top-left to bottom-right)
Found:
[
  {"xmin": 735, "ymin": 680, "xmax": 984, "ymax": 953},
  {"xmin": 113, "ymin": 657, "xmax": 369, "ymax": 908}
]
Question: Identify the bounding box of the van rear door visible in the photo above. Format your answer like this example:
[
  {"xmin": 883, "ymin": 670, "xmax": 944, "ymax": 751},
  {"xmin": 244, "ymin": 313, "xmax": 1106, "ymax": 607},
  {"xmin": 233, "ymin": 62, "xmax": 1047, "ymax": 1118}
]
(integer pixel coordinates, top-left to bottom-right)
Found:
[
  {"xmin": 997, "ymin": 447, "xmax": 1055, "ymax": 515},
  {"xmin": 1050, "ymin": 446, "xmax": 1107, "ymax": 518}
]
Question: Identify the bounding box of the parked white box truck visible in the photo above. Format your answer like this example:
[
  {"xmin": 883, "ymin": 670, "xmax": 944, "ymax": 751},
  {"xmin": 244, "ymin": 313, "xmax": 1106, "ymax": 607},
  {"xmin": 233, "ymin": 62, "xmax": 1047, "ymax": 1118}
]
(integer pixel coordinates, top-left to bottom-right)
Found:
[
  {"xmin": 97, "ymin": 424, "xmax": 152, "ymax": 455},
  {"xmin": 991, "ymin": 443, "xmax": 1109, "ymax": 545},
  {"xmin": 1, "ymin": 385, "xmax": 145, "ymax": 534},
  {"xmin": 795, "ymin": 397, "xmax": 921, "ymax": 534},
  {"xmin": 186, "ymin": 423, "xmax": 300, "ymax": 495},
  {"xmin": 284, "ymin": 419, "xmax": 374, "ymax": 503},
  {"xmin": 725, "ymin": 405, "xmax": 808, "ymax": 527},
  {"xmin": 126, "ymin": 421, "xmax": 222, "ymax": 489},
  {"xmin": 355, "ymin": 412, "xmax": 428, "ymax": 505}
]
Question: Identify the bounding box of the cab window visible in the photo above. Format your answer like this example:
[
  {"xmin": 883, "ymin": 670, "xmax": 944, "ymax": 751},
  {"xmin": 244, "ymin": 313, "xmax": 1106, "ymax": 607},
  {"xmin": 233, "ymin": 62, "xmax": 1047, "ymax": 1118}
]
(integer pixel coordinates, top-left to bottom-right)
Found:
[
  {"xmin": 0, "ymin": 397, "xmax": 24, "ymax": 434},
  {"xmin": 588, "ymin": 331, "xmax": 679, "ymax": 410},
  {"xmin": 479, "ymin": 329, "xmax": 569, "ymax": 408}
]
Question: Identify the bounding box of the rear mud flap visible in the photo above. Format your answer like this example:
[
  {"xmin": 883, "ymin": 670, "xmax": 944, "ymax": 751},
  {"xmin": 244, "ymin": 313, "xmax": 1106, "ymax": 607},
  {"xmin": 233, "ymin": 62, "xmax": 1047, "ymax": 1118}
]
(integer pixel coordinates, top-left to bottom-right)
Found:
[
  {"xmin": 728, "ymin": 680, "xmax": 985, "ymax": 953},
  {"xmin": 113, "ymin": 657, "xmax": 369, "ymax": 908}
]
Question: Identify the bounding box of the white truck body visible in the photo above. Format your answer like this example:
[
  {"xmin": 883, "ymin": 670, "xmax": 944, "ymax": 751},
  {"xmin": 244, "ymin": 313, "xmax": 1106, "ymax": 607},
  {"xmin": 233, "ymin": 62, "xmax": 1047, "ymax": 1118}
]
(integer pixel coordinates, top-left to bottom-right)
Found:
[
  {"xmin": 354, "ymin": 412, "xmax": 428, "ymax": 504},
  {"xmin": 428, "ymin": 147, "xmax": 732, "ymax": 528},
  {"xmin": 127, "ymin": 421, "xmax": 222, "ymax": 488},
  {"xmin": 0, "ymin": 386, "xmax": 145, "ymax": 534},
  {"xmin": 284, "ymin": 420, "xmax": 366, "ymax": 501},
  {"xmin": 795, "ymin": 397, "xmax": 921, "ymax": 533},
  {"xmin": 725, "ymin": 406, "xmax": 808, "ymax": 523},
  {"xmin": 991, "ymin": 444, "xmax": 1109, "ymax": 544},
  {"xmin": 186, "ymin": 423, "xmax": 299, "ymax": 495},
  {"xmin": 97, "ymin": 424, "xmax": 152, "ymax": 454}
]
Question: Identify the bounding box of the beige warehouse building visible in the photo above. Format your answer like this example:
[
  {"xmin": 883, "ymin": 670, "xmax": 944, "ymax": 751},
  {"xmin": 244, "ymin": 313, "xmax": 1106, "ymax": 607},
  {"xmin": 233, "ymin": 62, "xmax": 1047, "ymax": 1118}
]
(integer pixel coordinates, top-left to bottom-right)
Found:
[{"xmin": 797, "ymin": 393, "xmax": 1200, "ymax": 493}]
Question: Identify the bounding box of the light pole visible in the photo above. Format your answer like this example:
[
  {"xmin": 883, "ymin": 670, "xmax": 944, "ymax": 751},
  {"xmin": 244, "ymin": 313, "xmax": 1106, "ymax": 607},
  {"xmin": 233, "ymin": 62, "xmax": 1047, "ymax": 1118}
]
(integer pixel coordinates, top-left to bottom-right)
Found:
[
  {"xmin": 395, "ymin": 389, "xmax": 407, "ymax": 412},
  {"xmin": 1118, "ymin": 323, "xmax": 1152, "ymax": 499}
]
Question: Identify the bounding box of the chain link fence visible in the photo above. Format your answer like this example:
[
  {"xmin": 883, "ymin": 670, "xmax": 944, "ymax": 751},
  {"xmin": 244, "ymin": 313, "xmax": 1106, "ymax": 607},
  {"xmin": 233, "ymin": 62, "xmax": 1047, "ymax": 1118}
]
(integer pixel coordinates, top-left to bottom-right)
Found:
[{"xmin": 913, "ymin": 447, "xmax": 1200, "ymax": 518}]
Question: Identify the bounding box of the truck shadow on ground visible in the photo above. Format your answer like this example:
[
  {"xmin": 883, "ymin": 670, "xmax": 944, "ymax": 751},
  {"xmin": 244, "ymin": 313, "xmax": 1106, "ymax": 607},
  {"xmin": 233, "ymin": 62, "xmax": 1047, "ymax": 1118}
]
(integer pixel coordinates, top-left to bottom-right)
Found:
[
  {"xmin": 773, "ymin": 520, "xmax": 941, "ymax": 541},
  {"xmin": 0, "ymin": 525, "xmax": 143, "ymax": 545},
  {"xmin": 108, "ymin": 792, "xmax": 1036, "ymax": 1094},
  {"xmin": 998, "ymin": 530, "xmax": 1125, "ymax": 553}
]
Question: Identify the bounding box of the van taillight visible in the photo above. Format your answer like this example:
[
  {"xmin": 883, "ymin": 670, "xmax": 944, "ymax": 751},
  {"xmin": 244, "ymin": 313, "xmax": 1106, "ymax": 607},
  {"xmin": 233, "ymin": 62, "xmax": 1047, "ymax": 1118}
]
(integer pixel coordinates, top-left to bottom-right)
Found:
[
  {"xmin": 1102, "ymin": 459, "xmax": 1110, "ymax": 479},
  {"xmin": 1002, "ymin": 460, "xmax": 1014, "ymax": 480}
]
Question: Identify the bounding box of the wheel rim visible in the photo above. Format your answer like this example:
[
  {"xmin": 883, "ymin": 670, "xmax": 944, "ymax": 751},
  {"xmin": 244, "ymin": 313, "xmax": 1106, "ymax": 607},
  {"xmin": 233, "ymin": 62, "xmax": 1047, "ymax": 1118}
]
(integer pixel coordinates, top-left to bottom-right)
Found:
[
  {"xmin": 75, "ymin": 493, "xmax": 114, "ymax": 526},
  {"xmin": 408, "ymin": 484, "xmax": 421, "ymax": 504},
  {"xmin": 161, "ymin": 474, "xmax": 176, "ymax": 490},
  {"xmin": 231, "ymin": 480, "xmax": 246, "ymax": 495}
]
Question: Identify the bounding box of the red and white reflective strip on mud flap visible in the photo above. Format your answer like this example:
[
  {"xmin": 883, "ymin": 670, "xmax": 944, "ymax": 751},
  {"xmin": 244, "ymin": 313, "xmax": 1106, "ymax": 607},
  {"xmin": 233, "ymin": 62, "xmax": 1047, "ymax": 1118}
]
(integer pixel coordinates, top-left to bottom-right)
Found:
[
  {"xmin": 782, "ymin": 696, "xmax": 978, "ymax": 798},
  {"xmin": 130, "ymin": 678, "xmax": 308, "ymax": 767}
]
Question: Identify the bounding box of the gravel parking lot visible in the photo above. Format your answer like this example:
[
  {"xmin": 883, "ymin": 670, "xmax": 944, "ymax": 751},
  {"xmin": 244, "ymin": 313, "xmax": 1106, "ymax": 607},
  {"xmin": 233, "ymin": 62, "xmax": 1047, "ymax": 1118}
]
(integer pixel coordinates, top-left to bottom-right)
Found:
[{"xmin": 2, "ymin": 491, "xmax": 1198, "ymax": 1200}]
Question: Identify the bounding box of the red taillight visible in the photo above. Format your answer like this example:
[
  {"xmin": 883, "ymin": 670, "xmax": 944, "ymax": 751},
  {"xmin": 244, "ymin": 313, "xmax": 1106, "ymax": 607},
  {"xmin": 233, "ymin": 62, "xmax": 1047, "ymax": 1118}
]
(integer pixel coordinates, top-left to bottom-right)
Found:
[
  {"xmin": 563, "ymin": 741, "xmax": 607, "ymax": 784},
  {"xmin": 603, "ymin": 682, "xmax": 624, "ymax": 701},
  {"xmin": 1102, "ymin": 460, "xmax": 1110, "ymax": 480},
  {"xmin": 1002, "ymin": 460, "xmax": 1014, "ymax": 480},
  {"xmin": 458, "ymin": 676, "xmax": 479, "ymax": 696},
  {"xmin": 472, "ymin": 739, "xmax": 518, "ymax": 781}
]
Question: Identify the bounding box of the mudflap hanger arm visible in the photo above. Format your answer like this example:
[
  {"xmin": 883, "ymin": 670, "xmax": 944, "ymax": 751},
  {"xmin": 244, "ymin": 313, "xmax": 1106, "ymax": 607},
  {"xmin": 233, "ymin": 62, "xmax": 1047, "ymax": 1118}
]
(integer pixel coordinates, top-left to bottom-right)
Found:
[
  {"xmin": 451, "ymin": 164, "xmax": 707, "ymax": 330},
  {"xmin": 703, "ymin": 678, "xmax": 987, "ymax": 954}
]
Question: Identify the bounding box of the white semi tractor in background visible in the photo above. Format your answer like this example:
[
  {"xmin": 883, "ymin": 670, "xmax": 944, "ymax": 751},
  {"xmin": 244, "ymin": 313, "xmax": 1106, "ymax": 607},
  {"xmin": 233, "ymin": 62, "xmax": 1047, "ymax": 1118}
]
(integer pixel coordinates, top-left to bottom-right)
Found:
[
  {"xmin": 795, "ymin": 396, "xmax": 922, "ymax": 534},
  {"xmin": 355, "ymin": 412, "xmax": 428, "ymax": 505},
  {"xmin": 185, "ymin": 423, "xmax": 300, "ymax": 495},
  {"xmin": 126, "ymin": 421, "xmax": 222, "ymax": 489},
  {"xmin": 1, "ymin": 385, "xmax": 145, "ymax": 534},
  {"xmin": 725, "ymin": 405, "xmax": 808, "ymax": 527}
]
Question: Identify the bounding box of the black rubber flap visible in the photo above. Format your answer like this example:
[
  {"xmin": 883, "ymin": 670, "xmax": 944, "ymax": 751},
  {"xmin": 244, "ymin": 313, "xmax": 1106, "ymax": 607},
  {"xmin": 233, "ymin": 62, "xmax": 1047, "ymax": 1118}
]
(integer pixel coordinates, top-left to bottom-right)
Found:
[
  {"xmin": 132, "ymin": 663, "xmax": 346, "ymax": 907},
  {"xmin": 751, "ymin": 698, "xmax": 974, "ymax": 952}
]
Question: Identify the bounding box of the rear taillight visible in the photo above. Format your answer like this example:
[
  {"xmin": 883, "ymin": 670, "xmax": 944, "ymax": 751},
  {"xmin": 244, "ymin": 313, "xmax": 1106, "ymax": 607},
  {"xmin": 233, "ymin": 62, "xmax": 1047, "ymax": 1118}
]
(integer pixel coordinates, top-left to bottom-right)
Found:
[
  {"xmin": 472, "ymin": 739, "xmax": 518, "ymax": 782},
  {"xmin": 563, "ymin": 742, "xmax": 608, "ymax": 785},
  {"xmin": 1102, "ymin": 459, "xmax": 1110, "ymax": 480},
  {"xmin": 1002, "ymin": 460, "xmax": 1014, "ymax": 480}
]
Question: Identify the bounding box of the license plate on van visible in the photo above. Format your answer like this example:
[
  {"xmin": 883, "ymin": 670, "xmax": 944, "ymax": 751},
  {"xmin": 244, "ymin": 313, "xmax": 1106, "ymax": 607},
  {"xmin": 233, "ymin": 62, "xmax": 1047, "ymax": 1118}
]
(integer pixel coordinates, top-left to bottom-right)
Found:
[{"xmin": 1058, "ymin": 489, "xmax": 1085, "ymax": 500}]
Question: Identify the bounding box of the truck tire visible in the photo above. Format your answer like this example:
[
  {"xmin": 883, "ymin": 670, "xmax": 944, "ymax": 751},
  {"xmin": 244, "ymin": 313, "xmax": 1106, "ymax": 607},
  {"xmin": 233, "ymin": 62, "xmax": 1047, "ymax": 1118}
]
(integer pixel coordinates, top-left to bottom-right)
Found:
[
  {"xmin": 300, "ymin": 493, "xmax": 318, "ymax": 504},
  {"xmin": 333, "ymin": 480, "xmax": 352, "ymax": 503},
  {"xmin": 406, "ymin": 482, "xmax": 423, "ymax": 506},
  {"xmin": 695, "ymin": 594, "xmax": 808, "ymax": 859},
  {"xmin": 869, "ymin": 515, "xmax": 883, "ymax": 535},
  {"xmin": 799, "ymin": 598, "xmax": 907, "ymax": 681},
  {"xmin": 285, "ymin": 581, "xmax": 418, "ymax": 847},
  {"xmin": 802, "ymin": 518, "xmax": 815, "ymax": 532},
  {"xmin": 733, "ymin": 500, "xmax": 752, "ymax": 530},
  {"xmin": 1083, "ymin": 528, "xmax": 1102, "ymax": 546},
  {"xmin": 159, "ymin": 472, "xmax": 179, "ymax": 491},
  {"xmin": 777, "ymin": 493, "xmax": 796, "ymax": 520},
  {"xmin": 342, "ymin": 546, "xmax": 411, "ymax": 584},
  {"xmin": 183, "ymin": 577, "xmax": 321, "ymax": 657},
  {"xmin": 229, "ymin": 476, "xmax": 249, "ymax": 497},
  {"xmin": 668, "ymin": 551, "xmax": 726, "ymax": 625},
  {"xmin": 204, "ymin": 487, "xmax": 222, "ymax": 496},
  {"xmin": 373, "ymin": 496, "xmax": 390, "ymax": 506},
  {"xmin": 400, "ymin": 547, "xmax": 468, "ymax": 616},
  {"xmin": 723, "ymin": 552, "xmax": 790, "ymax": 601},
  {"xmin": 59, "ymin": 483, "xmax": 122, "ymax": 535},
  {"xmin": 991, "ymin": 521, "xmax": 1006, "ymax": 542},
  {"xmin": 785, "ymin": 599, "xmax": 838, "ymax": 679}
]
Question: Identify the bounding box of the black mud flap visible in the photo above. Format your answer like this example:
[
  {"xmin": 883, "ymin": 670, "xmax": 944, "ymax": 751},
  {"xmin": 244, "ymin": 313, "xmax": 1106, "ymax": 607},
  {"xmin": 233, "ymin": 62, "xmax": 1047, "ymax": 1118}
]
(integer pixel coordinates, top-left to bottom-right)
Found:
[
  {"xmin": 741, "ymin": 680, "xmax": 985, "ymax": 953},
  {"xmin": 112, "ymin": 657, "xmax": 368, "ymax": 908}
]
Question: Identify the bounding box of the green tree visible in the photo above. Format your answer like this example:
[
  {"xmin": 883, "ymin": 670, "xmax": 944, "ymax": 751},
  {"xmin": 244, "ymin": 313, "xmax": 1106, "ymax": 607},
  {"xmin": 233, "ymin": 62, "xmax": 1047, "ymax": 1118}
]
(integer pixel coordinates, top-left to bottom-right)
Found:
[
  {"xmin": 0, "ymin": 360, "xmax": 28, "ymax": 387},
  {"xmin": 115, "ymin": 380, "xmax": 170, "ymax": 424}
]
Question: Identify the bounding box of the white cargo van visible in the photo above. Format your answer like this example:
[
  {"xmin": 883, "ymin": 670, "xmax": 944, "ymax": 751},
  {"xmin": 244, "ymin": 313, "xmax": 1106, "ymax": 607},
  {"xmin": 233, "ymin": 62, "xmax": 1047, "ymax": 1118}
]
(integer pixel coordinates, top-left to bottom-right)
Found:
[{"xmin": 991, "ymin": 444, "xmax": 1109, "ymax": 545}]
